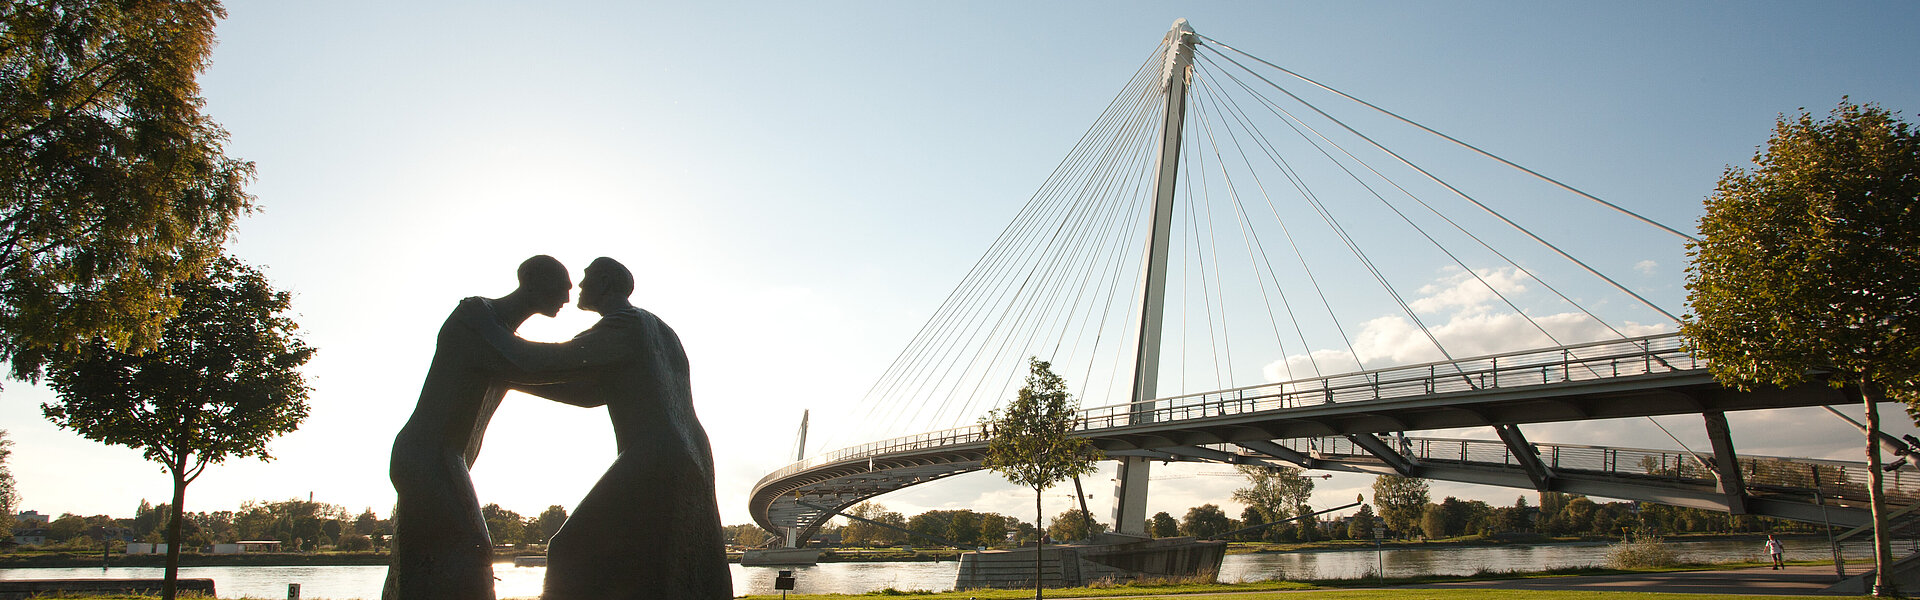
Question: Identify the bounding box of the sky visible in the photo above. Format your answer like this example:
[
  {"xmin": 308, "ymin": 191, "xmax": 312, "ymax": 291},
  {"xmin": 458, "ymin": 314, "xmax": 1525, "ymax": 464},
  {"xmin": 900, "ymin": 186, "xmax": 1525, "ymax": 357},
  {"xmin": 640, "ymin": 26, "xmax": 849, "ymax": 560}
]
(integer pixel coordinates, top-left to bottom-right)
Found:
[{"xmin": 5, "ymin": 2, "xmax": 1920, "ymax": 530}]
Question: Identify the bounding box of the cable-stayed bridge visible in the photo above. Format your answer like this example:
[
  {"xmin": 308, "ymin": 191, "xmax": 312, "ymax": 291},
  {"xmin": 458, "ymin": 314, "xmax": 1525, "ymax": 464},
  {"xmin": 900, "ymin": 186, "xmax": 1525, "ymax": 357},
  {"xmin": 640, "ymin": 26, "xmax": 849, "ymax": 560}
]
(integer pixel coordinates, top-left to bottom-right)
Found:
[{"xmin": 750, "ymin": 20, "xmax": 1900, "ymax": 545}]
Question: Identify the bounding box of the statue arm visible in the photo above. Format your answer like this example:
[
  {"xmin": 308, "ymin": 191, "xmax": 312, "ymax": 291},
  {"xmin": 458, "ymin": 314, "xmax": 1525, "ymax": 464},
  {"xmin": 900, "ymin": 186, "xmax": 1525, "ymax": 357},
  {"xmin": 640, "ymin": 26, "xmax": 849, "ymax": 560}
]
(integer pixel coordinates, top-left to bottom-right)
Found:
[
  {"xmin": 456, "ymin": 298, "xmax": 631, "ymax": 375},
  {"xmin": 508, "ymin": 381, "xmax": 606, "ymax": 408}
]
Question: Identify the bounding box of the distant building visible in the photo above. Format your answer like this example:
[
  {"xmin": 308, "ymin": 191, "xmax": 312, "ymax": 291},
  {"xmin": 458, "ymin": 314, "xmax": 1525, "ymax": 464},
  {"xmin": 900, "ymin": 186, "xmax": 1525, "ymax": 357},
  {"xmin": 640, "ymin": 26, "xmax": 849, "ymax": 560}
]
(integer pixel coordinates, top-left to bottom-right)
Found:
[
  {"xmin": 11, "ymin": 527, "xmax": 49, "ymax": 546},
  {"xmin": 15, "ymin": 511, "xmax": 49, "ymax": 526},
  {"xmin": 211, "ymin": 540, "xmax": 283, "ymax": 554}
]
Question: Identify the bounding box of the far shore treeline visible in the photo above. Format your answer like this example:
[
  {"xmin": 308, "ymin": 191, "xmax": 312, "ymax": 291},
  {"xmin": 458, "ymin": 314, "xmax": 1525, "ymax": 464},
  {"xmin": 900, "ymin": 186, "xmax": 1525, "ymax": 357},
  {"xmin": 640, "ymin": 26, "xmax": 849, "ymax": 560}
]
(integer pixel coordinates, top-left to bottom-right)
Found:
[{"xmin": 7, "ymin": 479, "xmax": 1829, "ymax": 556}]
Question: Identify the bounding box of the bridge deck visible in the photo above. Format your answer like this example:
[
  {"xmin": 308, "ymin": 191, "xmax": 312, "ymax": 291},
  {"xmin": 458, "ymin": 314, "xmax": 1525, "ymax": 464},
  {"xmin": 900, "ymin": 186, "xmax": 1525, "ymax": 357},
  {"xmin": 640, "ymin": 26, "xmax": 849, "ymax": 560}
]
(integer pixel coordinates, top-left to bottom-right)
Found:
[{"xmin": 751, "ymin": 333, "xmax": 1870, "ymax": 538}]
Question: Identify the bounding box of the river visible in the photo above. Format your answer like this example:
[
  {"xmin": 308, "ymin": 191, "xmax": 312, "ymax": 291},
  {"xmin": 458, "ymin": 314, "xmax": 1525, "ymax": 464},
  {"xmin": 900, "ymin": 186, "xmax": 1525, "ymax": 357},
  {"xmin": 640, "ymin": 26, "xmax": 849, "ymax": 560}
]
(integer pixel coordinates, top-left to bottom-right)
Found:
[{"xmin": 0, "ymin": 537, "xmax": 1906, "ymax": 598}]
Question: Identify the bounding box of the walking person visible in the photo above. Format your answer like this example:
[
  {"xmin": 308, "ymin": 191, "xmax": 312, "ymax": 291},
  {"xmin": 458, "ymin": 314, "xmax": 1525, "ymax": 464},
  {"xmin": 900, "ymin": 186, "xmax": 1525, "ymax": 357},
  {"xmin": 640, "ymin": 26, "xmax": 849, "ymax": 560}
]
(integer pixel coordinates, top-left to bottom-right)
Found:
[{"xmin": 1765, "ymin": 534, "xmax": 1785, "ymax": 569}]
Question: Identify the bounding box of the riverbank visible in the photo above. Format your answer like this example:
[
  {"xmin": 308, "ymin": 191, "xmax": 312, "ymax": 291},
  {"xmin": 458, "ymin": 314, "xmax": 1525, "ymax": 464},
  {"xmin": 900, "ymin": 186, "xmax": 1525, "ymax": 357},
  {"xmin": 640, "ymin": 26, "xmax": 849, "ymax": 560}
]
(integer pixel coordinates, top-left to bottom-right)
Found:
[
  {"xmin": 731, "ymin": 561, "xmax": 1850, "ymax": 599},
  {"xmin": 0, "ymin": 532, "xmax": 1819, "ymax": 569}
]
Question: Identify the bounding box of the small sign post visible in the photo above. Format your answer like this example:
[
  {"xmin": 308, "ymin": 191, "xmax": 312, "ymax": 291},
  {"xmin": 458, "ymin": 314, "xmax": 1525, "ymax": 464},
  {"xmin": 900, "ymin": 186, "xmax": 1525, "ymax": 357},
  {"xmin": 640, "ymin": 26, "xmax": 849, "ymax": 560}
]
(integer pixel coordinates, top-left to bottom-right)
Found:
[{"xmin": 775, "ymin": 569, "xmax": 796, "ymax": 600}]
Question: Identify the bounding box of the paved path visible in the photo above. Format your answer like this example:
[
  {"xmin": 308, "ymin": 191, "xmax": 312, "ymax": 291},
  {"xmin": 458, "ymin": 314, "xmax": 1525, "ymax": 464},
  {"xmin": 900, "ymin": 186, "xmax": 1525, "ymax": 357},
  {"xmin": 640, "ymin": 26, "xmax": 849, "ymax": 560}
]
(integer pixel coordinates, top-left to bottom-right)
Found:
[{"xmin": 1411, "ymin": 564, "xmax": 1863, "ymax": 596}]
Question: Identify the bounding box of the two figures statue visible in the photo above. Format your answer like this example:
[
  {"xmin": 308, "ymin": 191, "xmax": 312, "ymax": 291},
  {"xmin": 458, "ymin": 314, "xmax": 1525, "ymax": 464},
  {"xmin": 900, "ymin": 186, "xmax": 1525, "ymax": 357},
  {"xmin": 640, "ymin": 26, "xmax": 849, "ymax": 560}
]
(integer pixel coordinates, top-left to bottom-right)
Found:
[{"xmin": 386, "ymin": 256, "xmax": 731, "ymax": 600}]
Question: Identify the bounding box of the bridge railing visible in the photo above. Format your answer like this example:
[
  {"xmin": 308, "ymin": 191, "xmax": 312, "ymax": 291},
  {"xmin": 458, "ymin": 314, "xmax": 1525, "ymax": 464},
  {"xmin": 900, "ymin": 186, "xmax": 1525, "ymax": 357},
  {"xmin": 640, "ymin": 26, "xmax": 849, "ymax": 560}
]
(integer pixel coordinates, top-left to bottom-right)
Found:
[
  {"xmin": 1265, "ymin": 435, "xmax": 1920, "ymax": 506},
  {"xmin": 1077, "ymin": 332, "xmax": 1697, "ymax": 428},
  {"xmin": 761, "ymin": 333, "xmax": 1695, "ymax": 488}
]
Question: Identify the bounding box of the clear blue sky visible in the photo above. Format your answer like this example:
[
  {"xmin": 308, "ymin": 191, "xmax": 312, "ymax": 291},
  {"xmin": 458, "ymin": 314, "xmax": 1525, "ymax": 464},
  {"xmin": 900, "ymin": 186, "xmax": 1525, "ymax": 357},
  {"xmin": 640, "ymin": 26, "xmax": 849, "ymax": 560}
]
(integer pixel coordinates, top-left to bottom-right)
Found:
[{"xmin": 5, "ymin": 2, "xmax": 1919, "ymax": 527}]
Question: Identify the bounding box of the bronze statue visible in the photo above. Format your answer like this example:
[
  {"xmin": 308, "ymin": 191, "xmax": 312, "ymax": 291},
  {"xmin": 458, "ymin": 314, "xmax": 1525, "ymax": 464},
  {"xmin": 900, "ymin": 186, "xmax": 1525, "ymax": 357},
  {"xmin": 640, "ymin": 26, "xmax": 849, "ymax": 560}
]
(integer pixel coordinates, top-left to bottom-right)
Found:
[
  {"xmin": 388, "ymin": 255, "xmax": 572, "ymax": 600},
  {"xmin": 458, "ymin": 257, "xmax": 731, "ymax": 600}
]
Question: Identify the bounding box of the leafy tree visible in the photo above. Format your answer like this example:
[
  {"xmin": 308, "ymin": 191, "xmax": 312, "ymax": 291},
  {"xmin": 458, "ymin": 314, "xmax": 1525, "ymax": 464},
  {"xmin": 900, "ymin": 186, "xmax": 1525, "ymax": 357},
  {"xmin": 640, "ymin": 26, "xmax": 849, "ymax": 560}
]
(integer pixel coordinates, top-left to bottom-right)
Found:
[
  {"xmin": 1178, "ymin": 504, "xmax": 1232, "ymax": 538},
  {"xmin": 1232, "ymin": 464, "xmax": 1314, "ymax": 542},
  {"xmin": 42, "ymin": 257, "xmax": 311, "ymax": 599},
  {"xmin": 1347, "ymin": 503, "xmax": 1376, "ymax": 539},
  {"xmin": 842, "ymin": 502, "xmax": 901, "ymax": 547},
  {"xmin": 981, "ymin": 358, "xmax": 1102, "ymax": 597},
  {"xmin": 480, "ymin": 503, "xmax": 523, "ymax": 547},
  {"xmin": 1149, "ymin": 511, "xmax": 1179, "ymax": 538},
  {"xmin": 945, "ymin": 510, "xmax": 983, "ymax": 547},
  {"xmin": 979, "ymin": 512, "xmax": 1015, "ymax": 547},
  {"xmin": 1419, "ymin": 504, "xmax": 1446, "ymax": 539},
  {"xmin": 535, "ymin": 505, "xmax": 568, "ymax": 545},
  {"xmin": 1371, "ymin": 475, "xmax": 1429, "ymax": 538},
  {"xmin": 1236, "ymin": 506, "xmax": 1267, "ymax": 542},
  {"xmin": 1683, "ymin": 99, "xmax": 1919, "ymax": 595},
  {"xmin": 0, "ymin": 0, "xmax": 257, "ymax": 382},
  {"xmin": 733, "ymin": 524, "xmax": 769, "ymax": 547},
  {"xmin": 353, "ymin": 508, "xmax": 380, "ymax": 538},
  {"xmin": 0, "ymin": 430, "xmax": 15, "ymax": 535},
  {"xmin": 1046, "ymin": 508, "xmax": 1106, "ymax": 542}
]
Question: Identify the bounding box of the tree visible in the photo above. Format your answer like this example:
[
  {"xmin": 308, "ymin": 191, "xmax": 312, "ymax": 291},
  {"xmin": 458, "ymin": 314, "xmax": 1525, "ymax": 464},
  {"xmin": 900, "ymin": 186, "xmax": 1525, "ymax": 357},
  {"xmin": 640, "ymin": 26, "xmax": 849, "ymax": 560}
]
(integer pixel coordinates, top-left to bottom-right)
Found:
[
  {"xmin": 842, "ymin": 502, "xmax": 899, "ymax": 547},
  {"xmin": 1149, "ymin": 511, "xmax": 1179, "ymax": 538},
  {"xmin": 979, "ymin": 512, "xmax": 1015, "ymax": 547},
  {"xmin": 1237, "ymin": 506, "xmax": 1268, "ymax": 542},
  {"xmin": 354, "ymin": 508, "xmax": 380, "ymax": 539},
  {"xmin": 1683, "ymin": 99, "xmax": 1920, "ymax": 596},
  {"xmin": 480, "ymin": 504, "xmax": 523, "ymax": 547},
  {"xmin": 535, "ymin": 505, "xmax": 568, "ymax": 545},
  {"xmin": 0, "ymin": 430, "xmax": 15, "ymax": 535},
  {"xmin": 42, "ymin": 257, "xmax": 311, "ymax": 599},
  {"xmin": 1419, "ymin": 504, "xmax": 1446, "ymax": 539},
  {"xmin": 1178, "ymin": 504, "xmax": 1232, "ymax": 539},
  {"xmin": 0, "ymin": 0, "xmax": 258, "ymax": 382},
  {"xmin": 1347, "ymin": 503, "xmax": 1376, "ymax": 539},
  {"xmin": 980, "ymin": 358, "xmax": 1102, "ymax": 598},
  {"xmin": 1232, "ymin": 464, "xmax": 1314, "ymax": 542},
  {"xmin": 1371, "ymin": 475, "xmax": 1429, "ymax": 538},
  {"xmin": 1046, "ymin": 508, "xmax": 1106, "ymax": 542}
]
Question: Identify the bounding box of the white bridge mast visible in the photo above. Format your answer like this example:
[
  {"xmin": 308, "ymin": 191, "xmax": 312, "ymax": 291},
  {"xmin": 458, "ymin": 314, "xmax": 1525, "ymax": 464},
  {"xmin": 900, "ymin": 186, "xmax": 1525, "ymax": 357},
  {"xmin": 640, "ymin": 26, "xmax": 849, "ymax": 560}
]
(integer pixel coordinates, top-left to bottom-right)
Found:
[{"xmin": 1111, "ymin": 19, "xmax": 1197, "ymax": 536}]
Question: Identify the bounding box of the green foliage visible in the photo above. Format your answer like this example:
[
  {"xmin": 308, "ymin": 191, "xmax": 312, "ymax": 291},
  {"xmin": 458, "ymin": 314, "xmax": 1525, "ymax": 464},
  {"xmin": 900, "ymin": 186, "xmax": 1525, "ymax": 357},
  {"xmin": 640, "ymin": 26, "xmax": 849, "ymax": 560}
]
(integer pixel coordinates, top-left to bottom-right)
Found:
[
  {"xmin": 980, "ymin": 358, "xmax": 1104, "ymax": 492},
  {"xmin": 1231, "ymin": 464, "xmax": 1313, "ymax": 542},
  {"xmin": 42, "ymin": 256, "xmax": 309, "ymax": 596},
  {"xmin": 535, "ymin": 504, "xmax": 568, "ymax": 545},
  {"xmin": 43, "ymin": 256, "xmax": 312, "ymax": 473},
  {"xmin": 0, "ymin": 430, "xmax": 15, "ymax": 534},
  {"xmin": 1178, "ymin": 503, "xmax": 1232, "ymax": 538},
  {"xmin": 1683, "ymin": 99, "xmax": 1920, "ymax": 410},
  {"xmin": 0, "ymin": 0, "xmax": 256, "ymax": 381},
  {"xmin": 480, "ymin": 503, "xmax": 523, "ymax": 546},
  {"xmin": 1419, "ymin": 504, "xmax": 1446, "ymax": 539},
  {"xmin": 1370, "ymin": 475, "xmax": 1429, "ymax": 537},
  {"xmin": 1347, "ymin": 503, "xmax": 1376, "ymax": 539},
  {"xmin": 1148, "ymin": 511, "xmax": 1179, "ymax": 538},
  {"xmin": 842, "ymin": 502, "xmax": 908, "ymax": 546},
  {"xmin": 1046, "ymin": 508, "xmax": 1107, "ymax": 542},
  {"xmin": 1606, "ymin": 533, "xmax": 1678, "ymax": 568}
]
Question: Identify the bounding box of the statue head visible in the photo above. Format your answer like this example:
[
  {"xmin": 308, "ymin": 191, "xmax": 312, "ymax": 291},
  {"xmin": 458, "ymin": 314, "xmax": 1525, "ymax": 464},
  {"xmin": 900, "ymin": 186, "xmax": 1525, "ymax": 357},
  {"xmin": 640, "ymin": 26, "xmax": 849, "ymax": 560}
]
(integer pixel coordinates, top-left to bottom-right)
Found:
[
  {"xmin": 578, "ymin": 257, "xmax": 634, "ymax": 314},
  {"xmin": 516, "ymin": 254, "xmax": 572, "ymax": 317}
]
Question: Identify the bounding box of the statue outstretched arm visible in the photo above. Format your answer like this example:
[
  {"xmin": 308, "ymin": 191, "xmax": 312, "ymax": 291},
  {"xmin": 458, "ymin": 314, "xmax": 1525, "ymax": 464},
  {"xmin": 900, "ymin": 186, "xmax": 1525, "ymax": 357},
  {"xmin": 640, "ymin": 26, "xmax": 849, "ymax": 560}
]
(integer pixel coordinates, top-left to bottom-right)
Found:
[
  {"xmin": 508, "ymin": 381, "xmax": 606, "ymax": 408},
  {"xmin": 455, "ymin": 297, "xmax": 633, "ymax": 376}
]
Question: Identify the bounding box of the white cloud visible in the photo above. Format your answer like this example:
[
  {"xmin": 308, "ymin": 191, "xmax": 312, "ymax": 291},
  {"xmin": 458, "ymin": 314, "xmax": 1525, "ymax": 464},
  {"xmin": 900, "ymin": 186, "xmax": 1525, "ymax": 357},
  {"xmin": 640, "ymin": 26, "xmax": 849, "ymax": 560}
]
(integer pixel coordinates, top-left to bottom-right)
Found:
[
  {"xmin": 1634, "ymin": 260, "xmax": 1659, "ymax": 276},
  {"xmin": 1408, "ymin": 266, "xmax": 1531, "ymax": 315},
  {"xmin": 1261, "ymin": 268, "xmax": 1669, "ymax": 382}
]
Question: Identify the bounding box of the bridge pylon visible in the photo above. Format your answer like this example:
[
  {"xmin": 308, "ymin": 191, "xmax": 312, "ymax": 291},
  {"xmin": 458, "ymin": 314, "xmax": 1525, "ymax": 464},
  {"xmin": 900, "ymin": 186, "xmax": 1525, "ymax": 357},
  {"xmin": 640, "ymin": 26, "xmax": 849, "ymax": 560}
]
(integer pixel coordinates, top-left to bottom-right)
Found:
[{"xmin": 1111, "ymin": 18, "xmax": 1198, "ymax": 536}]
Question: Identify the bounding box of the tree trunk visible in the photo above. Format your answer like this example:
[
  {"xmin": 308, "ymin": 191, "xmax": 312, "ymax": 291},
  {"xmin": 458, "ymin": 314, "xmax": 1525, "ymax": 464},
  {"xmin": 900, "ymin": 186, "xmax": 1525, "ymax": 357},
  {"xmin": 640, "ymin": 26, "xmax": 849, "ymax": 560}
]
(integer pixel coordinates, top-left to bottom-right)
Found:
[
  {"xmin": 1034, "ymin": 487, "xmax": 1043, "ymax": 600},
  {"xmin": 164, "ymin": 463, "xmax": 188, "ymax": 600},
  {"xmin": 1861, "ymin": 381, "xmax": 1894, "ymax": 597}
]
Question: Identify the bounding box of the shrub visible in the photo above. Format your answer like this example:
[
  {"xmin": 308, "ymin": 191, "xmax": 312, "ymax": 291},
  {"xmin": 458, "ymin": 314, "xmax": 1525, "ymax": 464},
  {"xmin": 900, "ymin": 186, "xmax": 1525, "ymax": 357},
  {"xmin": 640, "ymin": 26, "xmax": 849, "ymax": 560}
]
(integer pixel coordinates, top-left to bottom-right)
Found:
[{"xmin": 1607, "ymin": 534, "xmax": 1678, "ymax": 568}]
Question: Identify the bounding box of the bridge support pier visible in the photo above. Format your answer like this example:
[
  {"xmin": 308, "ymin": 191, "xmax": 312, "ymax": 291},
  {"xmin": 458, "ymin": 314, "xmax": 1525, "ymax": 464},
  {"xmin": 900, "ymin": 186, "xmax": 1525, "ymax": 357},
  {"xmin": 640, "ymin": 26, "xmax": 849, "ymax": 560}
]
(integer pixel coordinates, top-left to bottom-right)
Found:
[
  {"xmin": 1111, "ymin": 456, "xmax": 1153, "ymax": 535},
  {"xmin": 1703, "ymin": 411, "xmax": 1749, "ymax": 515},
  {"xmin": 1348, "ymin": 433, "xmax": 1418, "ymax": 476},
  {"xmin": 1494, "ymin": 424, "xmax": 1555, "ymax": 492}
]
